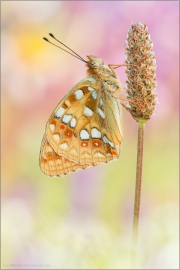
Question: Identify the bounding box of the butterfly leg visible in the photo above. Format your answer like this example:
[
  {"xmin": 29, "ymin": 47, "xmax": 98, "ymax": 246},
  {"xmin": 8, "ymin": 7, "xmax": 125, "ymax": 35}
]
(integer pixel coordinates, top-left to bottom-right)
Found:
[
  {"xmin": 108, "ymin": 64, "xmax": 136, "ymax": 105},
  {"xmin": 109, "ymin": 64, "xmax": 127, "ymax": 69},
  {"xmin": 108, "ymin": 63, "xmax": 135, "ymax": 76},
  {"xmin": 108, "ymin": 64, "xmax": 123, "ymax": 77},
  {"xmin": 109, "ymin": 63, "xmax": 137, "ymax": 69},
  {"xmin": 112, "ymin": 89, "xmax": 136, "ymax": 105}
]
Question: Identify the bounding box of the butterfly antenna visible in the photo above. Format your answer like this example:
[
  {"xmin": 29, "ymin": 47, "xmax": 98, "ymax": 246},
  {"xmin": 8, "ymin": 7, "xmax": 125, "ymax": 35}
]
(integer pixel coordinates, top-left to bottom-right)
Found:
[
  {"xmin": 43, "ymin": 37, "xmax": 87, "ymax": 63},
  {"xmin": 49, "ymin": 33, "xmax": 87, "ymax": 63}
]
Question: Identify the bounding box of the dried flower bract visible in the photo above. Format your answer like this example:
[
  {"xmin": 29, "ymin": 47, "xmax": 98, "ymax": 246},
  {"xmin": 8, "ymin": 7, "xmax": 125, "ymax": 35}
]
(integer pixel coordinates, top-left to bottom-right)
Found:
[{"xmin": 125, "ymin": 22, "xmax": 157, "ymax": 123}]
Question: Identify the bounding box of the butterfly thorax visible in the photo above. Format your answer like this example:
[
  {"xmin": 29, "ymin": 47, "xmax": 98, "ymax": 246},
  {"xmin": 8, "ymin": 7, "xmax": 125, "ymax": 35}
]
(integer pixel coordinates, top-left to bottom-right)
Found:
[{"xmin": 86, "ymin": 55, "xmax": 123, "ymax": 93}]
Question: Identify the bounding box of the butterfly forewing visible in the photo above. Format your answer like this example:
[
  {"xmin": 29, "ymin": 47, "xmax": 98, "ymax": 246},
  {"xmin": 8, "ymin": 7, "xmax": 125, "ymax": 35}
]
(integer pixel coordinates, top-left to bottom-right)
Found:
[{"xmin": 45, "ymin": 77, "xmax": 99, "ymax": 159}]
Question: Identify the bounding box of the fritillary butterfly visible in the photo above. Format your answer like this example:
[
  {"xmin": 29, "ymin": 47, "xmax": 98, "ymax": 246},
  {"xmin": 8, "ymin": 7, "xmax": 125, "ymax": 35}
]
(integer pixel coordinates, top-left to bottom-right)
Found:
[{"xmin": 40, "ymin": 33, "xmax": 123, "ymax": 177}]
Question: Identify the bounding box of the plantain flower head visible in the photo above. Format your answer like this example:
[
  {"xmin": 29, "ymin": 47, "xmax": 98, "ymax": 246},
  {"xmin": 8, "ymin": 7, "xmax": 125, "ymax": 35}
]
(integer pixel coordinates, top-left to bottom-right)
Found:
[{"xmin": 125, "ymin": 22, "xmax": 157, "ymax": 123}]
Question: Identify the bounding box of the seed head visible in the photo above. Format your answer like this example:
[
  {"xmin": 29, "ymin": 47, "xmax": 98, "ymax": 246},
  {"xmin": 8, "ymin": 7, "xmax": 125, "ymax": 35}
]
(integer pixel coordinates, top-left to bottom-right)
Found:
[{"xmin": 124, "ymin": 22, "xmax": 157, "ymax": 123}]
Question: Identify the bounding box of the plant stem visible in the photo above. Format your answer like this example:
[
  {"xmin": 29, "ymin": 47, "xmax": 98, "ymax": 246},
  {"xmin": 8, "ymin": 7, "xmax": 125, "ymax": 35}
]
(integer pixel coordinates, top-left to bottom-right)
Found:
[{"xmin": 131, "ymin": 121, "xmax": 145, "ymax": 268}]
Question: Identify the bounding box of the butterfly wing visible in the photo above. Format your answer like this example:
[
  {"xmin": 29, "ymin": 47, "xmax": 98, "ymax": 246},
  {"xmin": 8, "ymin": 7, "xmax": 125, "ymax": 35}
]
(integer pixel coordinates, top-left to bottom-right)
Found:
[
  {"xmin": 77, "ymin": 86, "xmax": 123, "ymax": 165},
  {"xmin": 40, "ymin": 76, "xmax": 123, "ymax": 177},
  {"xmin": 40, "ymin": 134, "xmax": 96, "ymax": 176}
]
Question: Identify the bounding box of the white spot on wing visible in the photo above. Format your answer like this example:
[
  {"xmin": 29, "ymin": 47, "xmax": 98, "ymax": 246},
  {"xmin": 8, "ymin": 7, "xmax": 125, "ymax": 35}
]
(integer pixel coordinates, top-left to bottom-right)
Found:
[
  {"xmin": 100, "ymin": 98, "xmax": 103, "ymax": 105},
  {"xmin": 49, "ymin": 124, "xmax": 55, "ymax": 132},
  {"xmin": 60, "ymin": 142, "xmax": 69, "ymax": 150},
  {"xmin": 80, "ymin": 129, "xmax": 90, "ymax": 140},
  {"xmin": 82, "ymin": 77, "xmax": 96, "ymax": 83},
  {"xmin": 55, "ymin": 107, "xmax": 65, "ymax": 118},
  {"xmin": 109, "ymin": 140, "xmax": 114, "ymax": 148},
  {"xmin": 94, "ymin": 151, "xmax": 105, "ymax": 157},
  {"xmin": 70, "ymin": 117, "xmax": 76, "ymax": 128},
  {"xmin": 103, "ymin": 136, "xmax": 114, "ymax": 148},
  {"xmin": 92, "ymin": 91, "xmax": 98, "ymax": 99},
  {"xmin": 52, "ymin": 134, "xmax": 60, "ymax": 142},
  {"xmin": 103, "ymin": 136, "xmax": 109, "ymax": 144},
  {"xmin": 62, "ymin": 114, "xmax": 72, "ymax": 124},
  {"xmin": 98, "ymin": 108, "xmax": 105, "ymax": 119},
  {"xmin": 88, "ymin": 86, "xmax": 94, "ymax": 91},
  {"xmin": 91, "ymin": 128, "xmax": 101, "ymax": 138},
  {"xmin": 46, "ymin": 145, "xmax": 53, "ymax": 153},
  {"xmin": 84, "ymin": 106, "xmax": 93, "ymax": 116},
  {"xmin": 74, "ymin": 89, "xmax": 84, "ymax": 100}
]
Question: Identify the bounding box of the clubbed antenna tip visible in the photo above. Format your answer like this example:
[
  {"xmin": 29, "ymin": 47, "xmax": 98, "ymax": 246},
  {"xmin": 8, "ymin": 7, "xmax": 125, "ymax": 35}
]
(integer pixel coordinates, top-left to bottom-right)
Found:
[
  {"xmin": 49, "ymin": 33, "xmax": 55, "ymax": 38},
  {"xmin": 43, "ymin": 37, "xmax": 49, "ymax": 42}
]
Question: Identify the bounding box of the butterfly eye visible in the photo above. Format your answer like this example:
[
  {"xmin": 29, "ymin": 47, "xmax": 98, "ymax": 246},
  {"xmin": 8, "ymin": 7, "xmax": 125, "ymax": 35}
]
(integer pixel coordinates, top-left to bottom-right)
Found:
[{"xmin": 91, "ymin": 61, "xmax": 99, "ymax": 67}]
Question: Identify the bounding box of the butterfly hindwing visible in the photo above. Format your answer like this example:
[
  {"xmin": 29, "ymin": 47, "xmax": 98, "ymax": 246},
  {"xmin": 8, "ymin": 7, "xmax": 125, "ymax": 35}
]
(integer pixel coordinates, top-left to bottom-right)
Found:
[
  {"xmin": 40, "ymin": 134, "xmax": 96, "ymax": 176},
  {"xmin": 79, "ymin": 89, "xmax": 123, "ymax": 165}
]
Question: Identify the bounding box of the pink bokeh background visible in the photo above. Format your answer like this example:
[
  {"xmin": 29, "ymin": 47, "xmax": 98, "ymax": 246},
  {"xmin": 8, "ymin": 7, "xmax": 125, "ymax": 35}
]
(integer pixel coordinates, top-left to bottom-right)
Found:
[{"xmin": 1, "ymin": 1, "xmax": 179, "ymax": 269}]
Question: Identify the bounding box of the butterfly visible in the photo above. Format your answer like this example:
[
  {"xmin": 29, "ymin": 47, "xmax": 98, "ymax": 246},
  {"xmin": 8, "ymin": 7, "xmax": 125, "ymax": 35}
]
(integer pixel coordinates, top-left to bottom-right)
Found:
[{"xmin": 40, "ymin": 33, "xmax": 124, "ymax": 177}]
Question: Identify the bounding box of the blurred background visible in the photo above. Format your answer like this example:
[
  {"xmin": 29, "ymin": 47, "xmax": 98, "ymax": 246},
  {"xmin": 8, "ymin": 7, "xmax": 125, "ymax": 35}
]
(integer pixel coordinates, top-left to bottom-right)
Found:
[{"xmin": 1, "ymin": 1, "xmax": 179, "ymax": 269}]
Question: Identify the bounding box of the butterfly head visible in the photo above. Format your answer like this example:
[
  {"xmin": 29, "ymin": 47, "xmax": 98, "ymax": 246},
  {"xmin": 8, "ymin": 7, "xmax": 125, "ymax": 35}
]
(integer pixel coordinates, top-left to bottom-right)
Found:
[
  {"xmin": 86, "ymin": 55, "xmax": 104, "ymax": 69},
  {"xmin": 86, "ymin": 55, "xmax": 122, "ymax": 92}
]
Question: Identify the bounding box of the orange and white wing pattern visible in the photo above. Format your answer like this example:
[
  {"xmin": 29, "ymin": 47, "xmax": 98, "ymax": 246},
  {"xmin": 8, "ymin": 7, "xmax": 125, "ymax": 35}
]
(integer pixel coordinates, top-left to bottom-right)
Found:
[
  {"xmin": 39, "ymin": 76, "xmax": 123, "ymax": 177},
  {"xmin": 40, "ymin": 134, "xmax": 92, "ymax": 177}
]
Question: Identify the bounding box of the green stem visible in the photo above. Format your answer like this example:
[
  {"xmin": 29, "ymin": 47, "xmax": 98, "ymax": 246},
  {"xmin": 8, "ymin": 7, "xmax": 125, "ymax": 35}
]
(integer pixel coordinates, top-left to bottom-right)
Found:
[{"xmin": 131, "ymin": 121, "xmax": 145, "ymax": 268}]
